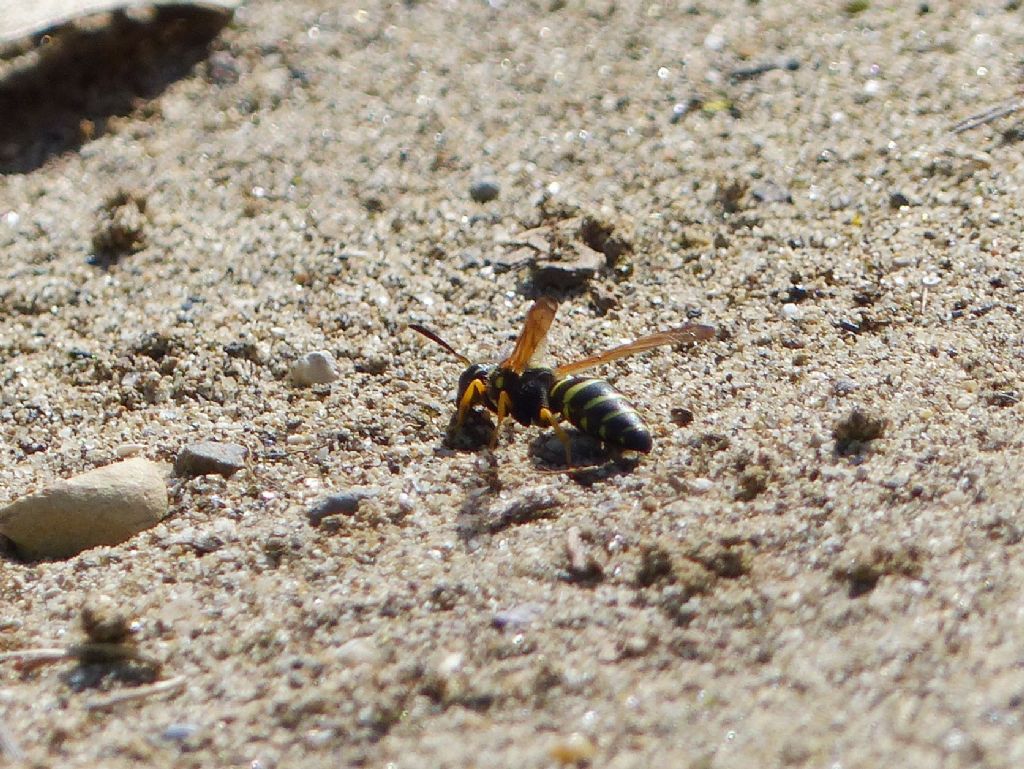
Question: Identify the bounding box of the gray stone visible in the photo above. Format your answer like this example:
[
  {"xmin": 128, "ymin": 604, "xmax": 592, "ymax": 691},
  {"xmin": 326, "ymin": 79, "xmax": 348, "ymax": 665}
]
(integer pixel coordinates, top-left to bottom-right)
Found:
[
  {"xmin": 174, "ymin": 442, "xmax": 247, "ymax": 479},
  {"xmin": 307, "ymin": 489, "xmax": 378, "ymax": 526},
  {"xmin": 0, "ymin": 458, "xmax": 168, "ymax": 560}
]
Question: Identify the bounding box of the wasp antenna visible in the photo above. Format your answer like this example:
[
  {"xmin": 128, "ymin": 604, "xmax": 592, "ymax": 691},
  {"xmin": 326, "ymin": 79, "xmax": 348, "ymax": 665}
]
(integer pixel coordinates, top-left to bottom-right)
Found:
[{"xmin": 407, "ymin": 323, "xmax": 471, "ymax": 365}]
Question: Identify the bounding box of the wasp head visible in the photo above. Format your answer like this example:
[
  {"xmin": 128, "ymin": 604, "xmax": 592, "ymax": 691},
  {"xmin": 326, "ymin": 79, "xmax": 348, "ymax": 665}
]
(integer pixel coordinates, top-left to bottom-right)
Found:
[{"xmin": 457, "ymin": 363, "xmax": 494, "ymax": 409}]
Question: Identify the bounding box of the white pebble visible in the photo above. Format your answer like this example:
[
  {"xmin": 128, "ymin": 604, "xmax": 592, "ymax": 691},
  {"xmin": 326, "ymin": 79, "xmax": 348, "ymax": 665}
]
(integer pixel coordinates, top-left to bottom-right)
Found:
[
  {"xmin": 781, "ymin": 303, "xmax": 802, "ymax": 320},
  {"xmin": 290, "ymin": 351, "xmax": 340, "ymax": 386},
  {"xmin": 689, "ymin": 478, "xmax": 714, "ymax": 495}
]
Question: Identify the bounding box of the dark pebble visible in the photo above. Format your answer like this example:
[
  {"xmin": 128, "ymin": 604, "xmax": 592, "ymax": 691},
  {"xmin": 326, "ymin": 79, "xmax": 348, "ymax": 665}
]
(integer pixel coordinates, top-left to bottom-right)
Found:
[
  {"xmin": 469, "ymin": 178, "xmax": 501, "ymax": 203},
  {"xmin": 889, "ymin": 191, "xmax": 913, "ymax": 209},
  {"xmin": 174, "ymin": 442, "xmax": 248, "ymax": 479}
]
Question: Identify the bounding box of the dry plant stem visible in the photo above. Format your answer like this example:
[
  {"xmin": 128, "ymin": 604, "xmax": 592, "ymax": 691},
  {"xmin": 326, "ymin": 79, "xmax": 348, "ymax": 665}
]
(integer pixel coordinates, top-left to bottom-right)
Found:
[
  {"xmin": 0, "ymin": 648, "xmax": 69, "ymax": 665},
  {"xmin": 86, "ymin": 675, "xmax": 186, "ymax": 711},
  {"xmin": 0, "ymin": 643, "xmax": 158, "ymax": 669}
]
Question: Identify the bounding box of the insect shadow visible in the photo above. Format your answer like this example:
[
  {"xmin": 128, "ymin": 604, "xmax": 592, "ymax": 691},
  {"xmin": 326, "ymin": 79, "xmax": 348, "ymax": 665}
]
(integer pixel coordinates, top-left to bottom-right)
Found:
[{"xmin": 526, "ymin": 430, "xmax": 641, "ymax": 485}]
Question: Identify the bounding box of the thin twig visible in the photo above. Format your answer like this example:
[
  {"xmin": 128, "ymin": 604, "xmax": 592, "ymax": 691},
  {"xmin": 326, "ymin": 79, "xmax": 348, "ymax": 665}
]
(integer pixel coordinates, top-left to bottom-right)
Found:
[
  {"xmin": 86, "ymin": 675, "xmax": 186, "ymax": 711},
  {"xmin": 0, "ymin": 643, "xmax": 155, "ymax": 668},
  {"xmin": 951, "ymin": 97, "xmax": 1024, "ymax": 134},
  {"xmin": 0, "ymin": 648, "xmax": 69, "ymax": 665}
]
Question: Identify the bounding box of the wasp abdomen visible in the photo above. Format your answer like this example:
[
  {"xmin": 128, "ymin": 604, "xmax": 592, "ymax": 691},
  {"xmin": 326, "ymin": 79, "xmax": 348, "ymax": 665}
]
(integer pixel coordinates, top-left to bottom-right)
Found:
[{"xmin": 549, "ymin": 376, "xmax": 653, "ymax": 453}]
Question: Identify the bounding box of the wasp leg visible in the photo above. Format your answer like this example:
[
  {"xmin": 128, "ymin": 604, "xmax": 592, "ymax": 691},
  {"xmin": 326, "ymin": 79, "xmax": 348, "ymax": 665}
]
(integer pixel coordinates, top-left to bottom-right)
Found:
[
  {"xmin": 489, "ymin": 390, "xmax": 513, "ymax": 449},
  {"xmin": 455, "ymin": 379, "xmax": 487, "ymax": 430},
  {"xmin": 539, "ymin": 407, "xmax": 572, "ymax": 466}
]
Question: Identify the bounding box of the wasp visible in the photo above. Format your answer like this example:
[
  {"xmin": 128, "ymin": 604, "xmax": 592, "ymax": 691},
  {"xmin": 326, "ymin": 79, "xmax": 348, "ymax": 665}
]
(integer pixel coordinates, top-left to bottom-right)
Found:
[{"xmin": 409, "ymin": 298, "xmax": 715, "ymax": 465}]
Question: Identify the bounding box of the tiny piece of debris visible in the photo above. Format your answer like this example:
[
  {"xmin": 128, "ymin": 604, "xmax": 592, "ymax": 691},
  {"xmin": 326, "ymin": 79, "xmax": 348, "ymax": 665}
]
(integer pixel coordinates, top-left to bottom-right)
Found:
[
  {"xmin": 174, "ymin": 442, "xmax": 248, "ymax": 479},
  {"xmin": 670, "ymin": 407, "xmax": 694, "ymax": 427},
  {"xmin": 87, "ymin": 675, "xmax": 187, "ymax": 711},
  {"xmin": 564, "ymin": 526, "xmax": 604, "ymax": 583},
  {"xmin": 91, "ymin": 190, "xmax": 149, "ymax": 263},
  {"xmin": 714, "ymin": 178, "xmax": 747, "ymax": 213},
  {"xmin": 833, "ymin": 541, "xmax": 923, "ymax": 598},
  {"xmin": 81, "ymin": 594, "xmax": 132, "ymax": 644},
  {"xmin": 833, "ymin": 409, "xmax": 888, "ymax": 455},
  {"xmin": 735, "ymin": 465, "xmax": 769, "ymax": 501}
]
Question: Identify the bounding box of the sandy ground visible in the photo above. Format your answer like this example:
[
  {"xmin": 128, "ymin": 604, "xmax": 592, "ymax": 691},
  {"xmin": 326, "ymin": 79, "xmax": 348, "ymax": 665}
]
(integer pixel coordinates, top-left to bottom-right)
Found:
[{"xmin": 2, "ymin": 0, "xmax": 1024, "ymax": 766}]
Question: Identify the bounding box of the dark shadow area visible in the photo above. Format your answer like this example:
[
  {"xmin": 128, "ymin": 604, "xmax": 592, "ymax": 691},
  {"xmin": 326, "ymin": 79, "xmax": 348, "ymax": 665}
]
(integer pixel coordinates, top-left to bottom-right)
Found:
[
  {"xmin": 60, "ymin": 644, "xmax": 159, "ymax": 691},
  {"xmin": 527, "ymin": 429, "xmax": 641, "ymax": 485},
  {"xmin": 442, "ymin": 408, "xmax": 494, "ymax": 453},
  {"xmin": 0, "ymin": 7, "xmax": 231, "ymax": 174}
]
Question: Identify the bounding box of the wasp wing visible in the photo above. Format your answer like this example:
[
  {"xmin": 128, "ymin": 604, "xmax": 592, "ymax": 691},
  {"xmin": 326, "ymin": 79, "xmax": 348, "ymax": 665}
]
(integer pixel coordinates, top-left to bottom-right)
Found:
[
  {"xmin": 554, "ymin": 323, "xmax": 715, "ymax": 377},
  {"xmin": 500, "ymin": 297, "xmax": 558, "ymax": 373}
]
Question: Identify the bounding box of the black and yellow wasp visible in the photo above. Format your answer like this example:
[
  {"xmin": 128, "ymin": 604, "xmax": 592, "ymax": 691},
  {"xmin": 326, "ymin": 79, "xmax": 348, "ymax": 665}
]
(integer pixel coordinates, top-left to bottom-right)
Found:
[{"xmin": 409, "ymin": 298, "xmax": 715, "ymax": 465}]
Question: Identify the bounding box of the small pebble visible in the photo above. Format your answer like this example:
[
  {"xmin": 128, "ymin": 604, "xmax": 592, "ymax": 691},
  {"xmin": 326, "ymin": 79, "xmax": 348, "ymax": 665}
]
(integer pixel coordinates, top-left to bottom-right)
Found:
[
  {"xmin": 161, "ymin": 723, "xmax": 200, "ymax": 742},
  {"xmin": 469, "ymin": 178, "xmax": 501, "ymax": 203},
  {"xmin": 781, "ymin": 303, "xmax": 801, "ymax": 320},
  {"xmin": 114, "ymin": 443, "xmax": 147, "ymax": 458},
  {"xmin": 290, "ymin": 351, "xmax": 340, "ymax": 386},
  {"xmin": 549, "ymin": 733, "xmax": 597, "ymax": 765},
  {"xmin": 492, "ymin": 603, "xmax": 543, "ymax": 631},
  {"xmin": 334, "ymin": 637, "xmax": 382, "ymax": 667},
  {"xmin": 0, "ymin": 458, "xmax": 168, "ymax": 560},
  {"xmin": 306, "ymin": 489, "xmax": 378, "ymax": 526},
  {"xmin": 206, "ymin": 50, "xmax": 241, "ymax": 85},
  {"xmin": 689, "ymin": 477, "xmax": 714, "ymax": 495},
  {"xmin": 174, "ymin": 442, "xmax": 248, "ymax": 479}
]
